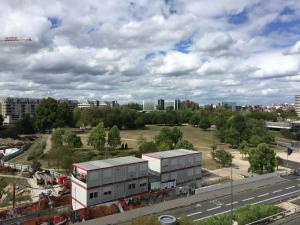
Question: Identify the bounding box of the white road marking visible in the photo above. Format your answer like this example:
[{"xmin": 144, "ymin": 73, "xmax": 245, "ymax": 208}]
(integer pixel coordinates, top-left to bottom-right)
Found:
[
  {"xmin": 286, "ymin": 186, "xmax": 295, "ymax": 190},
  {"xmin": 206, "ymin": 206, "xmax": 221, "ymax": 212},
  {"xmin": 258, "ymin": 193, "xmax": 269, "ymax": 198},
  {"xmin": 226, "ymin": 201, "xmax": 238, "ymax": 206},
  {"xmin": 252, "ymin": 189, "xmax": 300, "ymax": 205},
  {"xmin": 273, "ymin": 189, "xmax": 282, "ymax": 193},
  {"xmin": 193, "ymin": 210, "xmax": 232, "ymax": 222},
  {"xmin": 187, "ymin": 211, "xmax": 202, "ymax": 217},
  {"xmin": 242, "ymin": 197, "xmax": 254, "ymax": 202}
]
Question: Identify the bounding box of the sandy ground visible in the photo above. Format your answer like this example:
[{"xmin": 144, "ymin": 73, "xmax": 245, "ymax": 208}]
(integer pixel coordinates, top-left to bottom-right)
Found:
[
  {"xmin": 209, "ymin": 150, "xmax": 290, "ymax": 180},
  {"xmin": 277, "ymin": 149, "xmax": 300, "ymax": 162}
]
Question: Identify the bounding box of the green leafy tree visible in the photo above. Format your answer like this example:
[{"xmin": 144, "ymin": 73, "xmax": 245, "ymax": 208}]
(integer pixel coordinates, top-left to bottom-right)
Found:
[
  {"xmin": 15, "ymin": 114, "xmax": 35, "ymax": 134},
  {"xmin": 199, "ymin": 117, "xmax": 211, "ymax": 130},
  {"xmin": 136, "ymin": 141, "xmax": 158, "ymax": 157},
  {"xmin": 51, "ymin": 128, "xmax": 64, "ymax": 148},
  {"xmin": 249, "ymin": 135, "xmax": 264, "ymax": 147},
  {"xmin": 225, "ymin": 127, "xmax": 240, "ymax": 148},
  {"xmin": 155, "ymin": 127, "xmax": 183, "ymax": 149},
  {"xmin": 34, "ymin": 98, "xmax": 73, "ymax": 132},
  {"xmin": 211, "ymin": 149, "xmax": 233, "ymax": 166},
  {"xmin": 63, "ymin": 130, "xmax": 82, "ymax": 148},
  {"xmin": 87, "ymin": 122, "xmax": 106, "ymax": 151},
  {"xmin": 176, "ymin": 139, "xmax": 194, "ymax": 150},
  {"xmin": 108, "ymin": 125, "xmax": 121, "ymax": 149},
  {"xmin": 171, "ymin": 127, "xmax": 183, "ymax": 145},
  {"xmin": 248, "ymin": 143, "xmax": 276, "ymax": 174},
  {"xmin": 239, "ymin": 141, "xmax": 249, "ymax": 159}
]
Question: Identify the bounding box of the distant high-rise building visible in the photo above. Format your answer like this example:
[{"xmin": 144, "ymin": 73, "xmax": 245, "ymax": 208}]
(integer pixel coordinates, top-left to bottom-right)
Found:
[
  {"xmin": 174, "ymin": 98, "xmax": 180, "ymax": 110},
  {"xmin": 142, "ymin": 101, "xmax": 156, "ymax": 111},
  {"xmin": 164, "ymin": 101, "xmax": 174, "ymax": 110},
  {"xmin": 222, "ymin": 102, "xmax": 237, "ymax": 111},
  {"xmin": 157, "ymin": 99, "xmax": 165, "ymax": 110},
  {"xmin": 111, "ymin": 100, "xmax": 118, "ymax": 107},
  {"xmin": 295, "ymin": 95, "xmax": 300, "ymax": 116}
]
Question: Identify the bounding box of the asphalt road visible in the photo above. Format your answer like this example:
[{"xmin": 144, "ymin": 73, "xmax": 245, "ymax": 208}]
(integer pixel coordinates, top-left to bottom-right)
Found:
[{"xmin": 166, "ymin": 175, "xmax": 300, "ymax": 222}]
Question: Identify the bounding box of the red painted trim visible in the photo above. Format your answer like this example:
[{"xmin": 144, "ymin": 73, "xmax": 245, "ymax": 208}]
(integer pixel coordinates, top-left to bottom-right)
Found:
[
  {"xmin": 73, "ymin": 161, "xmax": 148, "ymax": 172},
  {"xmin": 72, "ymin": 175, "xmax": 149, "ymax": 190},
  {"xmin": 72, "ymin": 196, "xmax": 86, "ymax": 208}
]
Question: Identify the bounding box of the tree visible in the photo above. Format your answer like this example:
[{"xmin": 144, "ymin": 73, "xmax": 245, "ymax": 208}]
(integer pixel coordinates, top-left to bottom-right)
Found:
[
  {"xmin": 87, "ymin": 122, "xmax": 106, "ymax": 151},
  {"xmin": 199, "ymin": 117, "xmax": 211, "ymax": 130},
  {"xmin": 31, "ymin": 159, "xmax": 41, "ymax": 172},
  {"xmin": 225, "ymin": 127, "xmax": 240, "ymax": 148},
  {"xmin": 176, "ymin": 139, "xmax": 194, "ymax": 150},
  {"xmin": 108, "ymin": 125, "xmax": 121, "ymax": 149},
  {"xmin": 15, "ymin": 114, "xmax": 35, "ymax": 134},
  {"xmin": 211, "ymin": 149, "xmax": 233, "ymax": 166},
  {"xmin": 51, "ymin": 128, "xmax": 64, "ymax": 148},
  {"xmin": 249, "ymin": 135, "xmax": 264, "ymax": 147},
  {"xmin": 34, "ymin": 98, "xmax": 73, "ymax": 132},
  {"xmin": 136, "ymin": 141, "xmax": 158, "ymax": 157},
  {"xmin": 155, "ymin": 127, "xmax": 183, "ymax": 149},
  {"xmin": 239, "ymin": 141, "xmax": 249, "ymax": 159},
  {"xmin": 63, "ymin": 130, "xmax": 82, "ymax": 148},
  {"xmin": 248, "ymin": 143, "xmax": 276, "ymax": 174},
  {"xmin": 171, "ymin": 127, "xmax": 183, "ymax": 145}
]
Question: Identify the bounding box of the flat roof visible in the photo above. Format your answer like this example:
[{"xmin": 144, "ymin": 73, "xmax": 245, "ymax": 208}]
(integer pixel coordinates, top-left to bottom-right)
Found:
[
  {"xmin": 143, "ymin": 149, "xmax": 200, "ymax": 159},
  {"xmin": 73, "ymin": 156, "xmax": 147, "ymax": 171}
]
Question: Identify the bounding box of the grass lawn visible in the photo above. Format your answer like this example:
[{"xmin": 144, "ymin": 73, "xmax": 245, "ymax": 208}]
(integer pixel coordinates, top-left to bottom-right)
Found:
[{"xmin": 76, "ymin": 125, "xmax": 221, "ymax": 169}]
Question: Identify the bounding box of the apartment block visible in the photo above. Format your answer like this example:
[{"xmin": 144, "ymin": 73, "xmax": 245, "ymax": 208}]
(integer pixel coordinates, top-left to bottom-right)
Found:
[
  {"xmin": 0, "ymin": 97, "xmax": 40, "ymax": 124},
  {"xmin": 142, "ymin": 149, "xmax": 202, "ymax": 189},
  {"xmin": 71, "ymin": 156, "xmax": 148, "ymax": 210}
]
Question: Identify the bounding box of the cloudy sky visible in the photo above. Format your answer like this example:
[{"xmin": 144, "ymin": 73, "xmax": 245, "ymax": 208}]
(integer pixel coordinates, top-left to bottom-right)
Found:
[{"xmin": 1, "ymin": 0, "xmax": 300, "ymax": 104}]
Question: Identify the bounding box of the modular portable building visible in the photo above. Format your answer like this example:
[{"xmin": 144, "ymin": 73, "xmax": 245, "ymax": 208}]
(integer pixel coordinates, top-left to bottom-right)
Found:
[
  {"xmin": 71, "ymin": 156, "xmax": 148, "ymax": 210},
  {"xmin": 142, "ymin": 149, "xmax": 202, "ymax": 189}
]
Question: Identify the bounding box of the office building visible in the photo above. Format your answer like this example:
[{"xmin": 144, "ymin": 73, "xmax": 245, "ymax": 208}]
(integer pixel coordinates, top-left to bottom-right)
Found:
[
  {"xmin": 222, "ymin": 102, "xmax": 237, "ymax": 111},
  {"xmin": 174, "ymin": 98, "xmax": 180, "ymax": 110},
  {"xmin": 164, "ymin": 101, "xmax": 174, "ymax": 110},
  {"xmin": 157, "ymin": 99, "xmax": 165, "ymax": 111},
  {"xmin": 142, "ymin": 149, "xmax": 202, "ymax": 189},
  {"xmin": 142, "ymin": 101, "xmax": 156, "ymax": 111},
  {"xmin": 71, "ymin": 156, "xmax": 148, "ymax": 210},
  {"xmin": 0, "ymin": 97, "xmax": 40, "ymax": 124}
]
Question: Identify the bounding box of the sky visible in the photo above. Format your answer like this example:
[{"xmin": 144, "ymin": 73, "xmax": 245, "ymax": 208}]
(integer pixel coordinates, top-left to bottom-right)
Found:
[{"xmin": 1, "ymin": 0, "xmax": 300, "ymax": 104}]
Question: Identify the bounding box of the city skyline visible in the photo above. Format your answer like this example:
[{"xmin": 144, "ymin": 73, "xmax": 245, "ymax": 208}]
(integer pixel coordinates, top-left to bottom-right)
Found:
[{"xmin": 1, "ymin": 1, "xmax": 300, "ymax": 104}]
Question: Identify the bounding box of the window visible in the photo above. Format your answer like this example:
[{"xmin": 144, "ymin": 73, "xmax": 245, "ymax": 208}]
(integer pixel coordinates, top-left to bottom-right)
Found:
[
  {"xmin": 140, "ymin": 183, "xmax": 147, "ymax": 187},
  {"xmin": 89, "ymin": 191, "xmax": 98, "ymax": 199},
  {"xmin": 128, "ymin": 183, "xmax": 136, "ymax": 189},
  {"xmin": 104, "ymin": 191, "xmax": 112, "ymax": 195}
]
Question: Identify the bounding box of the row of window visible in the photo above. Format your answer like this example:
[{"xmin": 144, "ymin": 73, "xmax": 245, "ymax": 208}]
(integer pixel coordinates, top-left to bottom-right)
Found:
[{"xmin": 89, "ymin": 183, "xmax": 147, "ymax": 199}]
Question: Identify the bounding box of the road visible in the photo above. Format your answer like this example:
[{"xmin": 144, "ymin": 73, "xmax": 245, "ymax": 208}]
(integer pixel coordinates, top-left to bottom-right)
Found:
[
  {"xmin": 81, "ymin": 175, "xmax": 300, "ymax": 225},
  {"xmin": 167, "ymin": 175, "xmax": 300, "ymax": 222}
]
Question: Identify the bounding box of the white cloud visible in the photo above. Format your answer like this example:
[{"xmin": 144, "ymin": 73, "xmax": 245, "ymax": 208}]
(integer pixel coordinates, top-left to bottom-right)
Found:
[{"xmin": 0, "ymin": 0, "xmax": 300, "ymax": 104}]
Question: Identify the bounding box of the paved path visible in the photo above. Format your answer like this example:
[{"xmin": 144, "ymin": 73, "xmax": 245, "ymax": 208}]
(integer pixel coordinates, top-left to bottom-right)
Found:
[
  {"xmin": 44, "ymin": 134, "xmax": 51, "ymax": 154},
  {"xmin": 80, "ymin": 175, "xmax": 290, "ymax": 225}
]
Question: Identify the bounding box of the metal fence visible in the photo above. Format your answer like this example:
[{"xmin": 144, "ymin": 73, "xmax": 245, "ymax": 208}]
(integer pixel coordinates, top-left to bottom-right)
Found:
[
  {"xmin": 0, "ymin": 160, "xmax": 61, "ymax": 177},
  {"xmin": 0, "ymin": 206, "xmax": 70, "ymax": 225}
]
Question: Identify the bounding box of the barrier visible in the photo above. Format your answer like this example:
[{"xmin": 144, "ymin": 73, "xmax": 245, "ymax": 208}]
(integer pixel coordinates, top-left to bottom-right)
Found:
[{"xmin": 195, "ymin": 173, "xmax": 278, "ymax": 195}]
